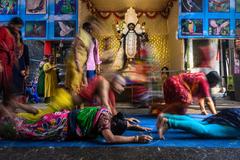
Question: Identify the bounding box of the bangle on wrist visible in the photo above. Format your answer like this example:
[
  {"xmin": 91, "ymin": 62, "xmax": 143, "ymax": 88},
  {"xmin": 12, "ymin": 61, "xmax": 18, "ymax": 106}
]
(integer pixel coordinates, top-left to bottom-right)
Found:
[{"xmin": 134, "ymin": 135, "xmax": 139, "ymax": 142}]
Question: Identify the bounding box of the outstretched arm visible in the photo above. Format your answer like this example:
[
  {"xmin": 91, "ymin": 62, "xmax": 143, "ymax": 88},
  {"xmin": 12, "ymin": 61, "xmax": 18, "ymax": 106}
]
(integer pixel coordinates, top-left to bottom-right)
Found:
[
  {"xmin": 198, "ymin": 97, "xmax": 217, "ymax": 115},
  {"xmin": 43, "ymin": 63, "xmax": 56, "ymax": 73},
  {"xmin": 101, "ymin": 129, "xmax": 152, "ymax": 144},
  {"xmin": 127, "ymin": 121, "xmax": 152, "ymax": 131},
  {"xmin": 198, "ymin": 98, "xmax": 207, "ymax": 115},
  {"xmin": 205, "ymin": 97, "xmax": 217, "ymax": 114}
]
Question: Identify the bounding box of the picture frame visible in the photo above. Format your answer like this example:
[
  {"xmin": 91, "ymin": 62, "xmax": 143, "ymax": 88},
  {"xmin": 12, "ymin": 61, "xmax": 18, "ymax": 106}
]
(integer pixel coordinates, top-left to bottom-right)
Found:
[
  {"xmin": 236, "ymin": 0, "xmax": 240, "ymax": 12},
  {"xmin": 208, "ymin": 0, "xmax": 230, "ymax": 12},
  {"xmin": 236, "ymin": 19, "xmax": 240, "ymax": 36},
  {"xmin": 181, "ymin": 0, "xmax": 203, "ymax": 12},
  {"xmin": 26, "ymin": 0, "xmax": 47, "ymax": 14},
  {"xmin": 0, "ymin": 21, "xmax": 8, "ymax": 27},
  {"xmin": 25, "ymin": 21, "xmax": 46, "ymax": 38},
  {"xmin": 0, "ymin": 0, "xmax": 18, "ymax": 15},
  {"xmin": 55, "ymin": 0, "xmax": 76, "ymax": 14},
  {"xmin": 54, "ymin": 20, "xmax": 76, "ymax": 37},
  {"xmin": 181, "ymin": 19, "xmax": 203, "ymax": 36},
  {"xmin": 208, "ymin": 19, "xmax": 230, "ymax": 36}
]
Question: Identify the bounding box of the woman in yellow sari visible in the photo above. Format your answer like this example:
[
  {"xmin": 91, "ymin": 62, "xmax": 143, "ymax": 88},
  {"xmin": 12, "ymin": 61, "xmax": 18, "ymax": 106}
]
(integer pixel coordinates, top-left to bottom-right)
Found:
[
  {"xmin": 43, "ymin": 56, "xmax": 57, "ymax": 101},
  {"xmin": 65, "ymin": 27, "xmax": 92, "ymax": 93}
]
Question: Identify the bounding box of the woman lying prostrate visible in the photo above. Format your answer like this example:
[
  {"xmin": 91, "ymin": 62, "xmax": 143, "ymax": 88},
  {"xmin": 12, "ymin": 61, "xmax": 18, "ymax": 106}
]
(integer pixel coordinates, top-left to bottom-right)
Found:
[
  {"xmin": 0, "ymin": 106, "xmax": 153, "ymax": 144},
  {"xmin": 157, "ymin": 108, "xmax": 240, "ymax": 140}
]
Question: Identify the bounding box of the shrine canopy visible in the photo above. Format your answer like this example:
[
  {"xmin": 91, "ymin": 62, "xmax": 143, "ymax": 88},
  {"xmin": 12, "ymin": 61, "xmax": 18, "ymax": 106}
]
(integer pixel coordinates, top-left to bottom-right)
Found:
[
  {"xmin": 0, "ymin": 0, "xmax": 78, "ymax": 40},
  {"xmin": 178, "ymin": 0, "xmax": 240, "ymax": 39}
]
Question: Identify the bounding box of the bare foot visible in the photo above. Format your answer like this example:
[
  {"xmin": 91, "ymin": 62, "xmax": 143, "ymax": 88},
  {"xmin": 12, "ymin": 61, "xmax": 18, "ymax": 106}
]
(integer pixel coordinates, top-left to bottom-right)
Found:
[
  {"xmin": 201, "ymin": 110, "xmax": 208, "ymax": 115},
  {"xmin": 156, "ymin": 113, "xmax": 164, "ymax": 129},
  {"xmin": 158, "ymin": 117, "xmax": 168, "ymax": 140}
]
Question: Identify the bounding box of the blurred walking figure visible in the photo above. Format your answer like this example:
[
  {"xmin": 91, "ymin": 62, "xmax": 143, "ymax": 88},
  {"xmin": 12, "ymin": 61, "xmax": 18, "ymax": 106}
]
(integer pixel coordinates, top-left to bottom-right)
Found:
[
  {"xmin": 65, "ymin": 17, "xmax": 102, "ymax": 93},
  {"xmin": 0, "ymin": 17, "xmax": 23, "ymax": 106}
]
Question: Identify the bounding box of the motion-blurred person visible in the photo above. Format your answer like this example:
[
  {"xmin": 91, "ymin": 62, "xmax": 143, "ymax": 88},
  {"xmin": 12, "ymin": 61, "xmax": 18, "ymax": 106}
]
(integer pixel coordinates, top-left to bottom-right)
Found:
[
  {"xmin": 101, "ymin": 37, "xmax": 115, "ymax": 64},
  {"xmin": 23, "ymin": 41, "xmax": 30, "ymax": 79},
  {"xmin": 83, "ymin": 22, "xmax": 102, "ymax": 82},
  {"xmin": 73, "ymin": 74, "xmax": 126, "ymax": 116},
  {"xmin": 43, "ymin": 56, "xmax": 57, "ymax": 102},
  {"xmin": 162, "ymin": 71, "xmax": 221, "ymax": 115},
  {"xmin": 0, "ymin": 17, "xmax": 23, "ymax": 106},
  {"xmin": 12, "ymin": 38, "xmax": 28, "ymax": 103},
  {"xmin": 2, "ymin": 104, "xmax": 152, "ymax": 143},
  {"xmin": 65, "ymin": 22, "xmax": 93, "ymax": 93}
]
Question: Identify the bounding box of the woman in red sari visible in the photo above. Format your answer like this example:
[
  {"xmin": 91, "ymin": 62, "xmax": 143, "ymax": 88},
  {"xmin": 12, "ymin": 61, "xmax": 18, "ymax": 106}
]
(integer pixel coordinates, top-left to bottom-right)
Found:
[
  {"xmin": 0, "ymin": 17, "xmax": 23, "ymax": 105},
  {"xmin": 162, "ymin": 71, "xmax": 221, "ymax": 115}
]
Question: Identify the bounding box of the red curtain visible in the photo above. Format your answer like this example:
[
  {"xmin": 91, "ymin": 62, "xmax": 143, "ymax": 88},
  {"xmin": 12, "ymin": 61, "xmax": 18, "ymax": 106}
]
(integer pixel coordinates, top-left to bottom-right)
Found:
[{"xmin": 44, "ymin": 41, "xmax": 52, "ymax": 56}]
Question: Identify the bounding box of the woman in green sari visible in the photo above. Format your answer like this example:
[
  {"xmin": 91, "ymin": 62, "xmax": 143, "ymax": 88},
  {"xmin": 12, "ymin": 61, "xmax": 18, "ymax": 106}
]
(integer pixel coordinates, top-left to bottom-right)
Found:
[
  {"xmin": 0, "ymin": 106, "xmax": 152, "ymax": 143},
  {"xmin": 37, "ymin": 58, "xmax": 47, "ymax": 97}
]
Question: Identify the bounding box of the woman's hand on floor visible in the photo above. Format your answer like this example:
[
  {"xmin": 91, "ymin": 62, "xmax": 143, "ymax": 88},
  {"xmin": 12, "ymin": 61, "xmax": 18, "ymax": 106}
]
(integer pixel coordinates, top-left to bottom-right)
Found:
[{"xmin": 135, "ymin": 135, "xmax": 153, "ymax": 143}]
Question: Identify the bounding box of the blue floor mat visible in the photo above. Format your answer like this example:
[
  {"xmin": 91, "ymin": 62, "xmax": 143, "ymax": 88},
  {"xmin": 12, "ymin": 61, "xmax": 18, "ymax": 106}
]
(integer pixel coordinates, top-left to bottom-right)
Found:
[{"xmin": 0, "ymin": 114, "xmax": 240, "ymax": 148}]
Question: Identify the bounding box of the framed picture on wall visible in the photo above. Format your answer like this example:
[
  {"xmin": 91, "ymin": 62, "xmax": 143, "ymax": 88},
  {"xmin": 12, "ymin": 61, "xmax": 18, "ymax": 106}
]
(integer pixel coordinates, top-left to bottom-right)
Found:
[
  {"xmin": 234, "ymin": 40, "xmax": 240, "ymax": 74},
  {"xmin": 208, "ymin": 0, "xmax": 230, "ymax": 12},
  {"xmin": 26, "ymin": 0, "xmax": 47, "ymax": 14},
  {"xmin": 0, "ymin": 0, "xmax": 18, "ymax": 15},
  {"xmin": 55, "ymin": 0, "xmax": 76, "ymax": 14},
  {"xmin": 208, "ymin": 19, "xmax": 230, "ymax": 36},
  {"xmin": 25, "ymin": 21, "xmax": 46, "ymax": 37},
  {"xmin": 54, "ymin": 20, "xmax": 76, "ymax": 37},
  {"xmin": 0, "ymin": 21, "xmax": 8, "ymax": 27},
  {"xmin": 236, "ymin": 19, "xmax": 240, "ymax": 36},
  {"xmin": 236, "ymin": 0, "xmax": 240, "ymax": 12},
  {"xmin": 181, "ymin": 19, "xmax": 203, "ymax": 36},
  {"xmin": 181, "ymin": 0, "xmax": 203, "ymax": 12}
]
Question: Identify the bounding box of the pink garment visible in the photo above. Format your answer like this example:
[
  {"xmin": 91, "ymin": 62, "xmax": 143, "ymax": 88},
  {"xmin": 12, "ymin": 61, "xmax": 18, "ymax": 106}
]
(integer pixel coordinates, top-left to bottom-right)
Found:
[{"xmin": 86, "ymin": 39, "xmax": 101, "ymax": 70}]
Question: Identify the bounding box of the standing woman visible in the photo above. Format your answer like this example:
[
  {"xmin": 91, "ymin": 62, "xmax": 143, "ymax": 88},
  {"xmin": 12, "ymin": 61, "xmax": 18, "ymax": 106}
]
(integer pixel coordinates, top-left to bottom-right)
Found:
[
  {"xmin": 12, "ymin": 38, "xmax": 28, "ymax": 103},
  {"xmin": 37, "ymin": 57, "xmax": 47, "ymax": 98},
  {"xmin": 43, "ymin": 56, "xmax": 58, "ymax": 102},
  {"xmin": 0, "ymin": 17, "xmax": 23, "ymax": 106},
  {"xmin": 162, "ymin": 71, "xmax": 221, "ymax": 115},
  {"xmin": 64, "ymin": 23, "xmax": 92, "ymax": 93}
]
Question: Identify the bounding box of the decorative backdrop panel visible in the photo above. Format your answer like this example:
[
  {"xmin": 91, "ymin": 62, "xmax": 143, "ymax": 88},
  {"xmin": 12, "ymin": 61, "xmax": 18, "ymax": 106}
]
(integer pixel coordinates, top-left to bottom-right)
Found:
[
  {"xmin": 96, "ymin": 34, "xmax": 169, "ymax": 70},
  {"xmin": 178, "ymin": 0, "xmax": 239, "ymax": 38},
  {"xmin": 0, "ymin": 0, "xmax": 78, "ymax": 40}
]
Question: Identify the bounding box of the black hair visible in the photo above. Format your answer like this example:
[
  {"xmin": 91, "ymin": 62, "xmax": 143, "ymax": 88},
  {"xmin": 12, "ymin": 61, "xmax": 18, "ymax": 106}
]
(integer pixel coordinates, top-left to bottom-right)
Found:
[
  {"xmin": 161, "ymin": 66, "xmax": 169, "ymax": 71},
  {"xmin": 206, "ymin": 71, "xmax": 221, "ymax": 87},
  {"xmin": 82, "ymin": 22, "xmax": 91, "ymax": 31},
  {"xmin": 8, "ymin": 17, "xmax": 24, "ymax": 26},
  {"xmin": 161, "ymin": 66, "xmax": 169, "ymax": 76},
  {"xmin": 6, "ymin": 17, "xmax": 23, "ymax": 44},
  {"xmin": 111, "ymin": 112, "xmax": 127, "ymax": 135},
  {"xmin": 19, "ymin": 31, "xmax": 23, "ymax": 43},
  {"xmin": 127, "ymin": 23, "xmax": 135, "ymax": 29}
]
